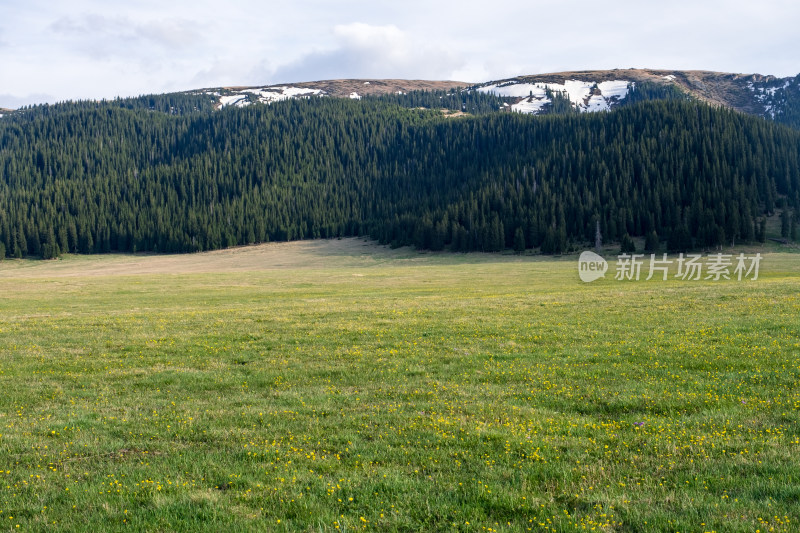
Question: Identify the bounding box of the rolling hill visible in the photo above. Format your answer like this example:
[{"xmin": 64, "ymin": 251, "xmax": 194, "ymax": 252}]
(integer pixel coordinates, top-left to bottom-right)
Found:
[{"xmin": 160, "ymin": 69, "xmax": 800, "ymax": 128}]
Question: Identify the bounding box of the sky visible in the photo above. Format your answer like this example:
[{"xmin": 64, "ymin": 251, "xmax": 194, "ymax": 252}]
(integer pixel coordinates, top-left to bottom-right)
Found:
[{"xmin": 1, "ymin": 0, "xmax": 799, "ymax": 108}]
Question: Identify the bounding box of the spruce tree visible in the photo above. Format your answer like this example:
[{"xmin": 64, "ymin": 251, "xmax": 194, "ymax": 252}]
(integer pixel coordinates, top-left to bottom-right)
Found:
[{"xmin": 781, "ymin": 209, "xmax": 790, "ymax": 238}]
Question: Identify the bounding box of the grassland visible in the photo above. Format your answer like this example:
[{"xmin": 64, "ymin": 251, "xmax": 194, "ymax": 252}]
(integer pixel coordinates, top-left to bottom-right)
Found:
[{"xmin": 1, "ymin": 240, "xmax": 799, "ymax": 532}]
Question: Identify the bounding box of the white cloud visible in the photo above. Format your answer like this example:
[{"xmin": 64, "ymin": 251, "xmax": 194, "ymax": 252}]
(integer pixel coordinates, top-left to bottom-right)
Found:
[
  {"xmin": 270, "ymin": 23, "xmax": 469, "ymax": 82},
  {"xmin": 50, "ymin": 14, "xmax": 203, "ymax": 58}
]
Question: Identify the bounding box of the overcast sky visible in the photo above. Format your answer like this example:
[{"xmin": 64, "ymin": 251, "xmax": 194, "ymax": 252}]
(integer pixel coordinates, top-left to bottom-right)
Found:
[{"xmin": 1, "ymin": 0, "xmax": 798, "ymax": 108}]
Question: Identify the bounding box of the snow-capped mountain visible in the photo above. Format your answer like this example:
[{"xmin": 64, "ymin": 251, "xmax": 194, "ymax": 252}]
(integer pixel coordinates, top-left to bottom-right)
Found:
[
  {"xmin": 3, "ymin": 70, "xmax": 799, "ymax": 127},
  {"xmin": 472, "ymin": 69, "xmax": 800, "ymax": 121},
  {"xmin": 180, "ymin": 69, "xmax": 800, "ymax": 125}
]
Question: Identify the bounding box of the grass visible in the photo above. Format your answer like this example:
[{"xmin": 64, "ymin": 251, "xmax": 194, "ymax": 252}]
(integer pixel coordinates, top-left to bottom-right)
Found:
[{"xmin": 0, "ymin": 240, "xmax": 798, "ymax": 531}]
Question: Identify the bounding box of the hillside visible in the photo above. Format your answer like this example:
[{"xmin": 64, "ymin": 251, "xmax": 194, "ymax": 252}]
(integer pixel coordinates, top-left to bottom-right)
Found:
[
  {"xmin": 162, "ymin": 69, "xmax": 800, "ymax": 128},
  {"xmin": 0, "ymin": 93, "xmax": 798, "ymax": 259},
  {"xmin": 477, "ymin": 69, "xmax": 779, "ymax": 110},
  {"xmin": 209, "ymin": 78, "xmax": 468, "ymax": 105},
  {"xmin": 3, "ymin": 69, "xmax": 799, "ymax": 127}
]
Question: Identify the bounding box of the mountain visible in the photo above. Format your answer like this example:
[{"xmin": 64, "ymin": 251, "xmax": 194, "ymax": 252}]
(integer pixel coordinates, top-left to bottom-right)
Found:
[
  {"xmin": 169, "ymin": 69, "xmax": 800, "ymax": 127},
  {"xmin": 0, "ymin": 69, "xmax": 798, "ymax": 259},
  {"xmin": 4, "ymin": 69, "xmax": 799, "ymax": 127},
  {"xmin": 206, "ymin": 79, "xmax": 468, "ymax": 106},
  {"xmin": 473, "ymin": 69, "xmax": 800, "ymax": 125}
]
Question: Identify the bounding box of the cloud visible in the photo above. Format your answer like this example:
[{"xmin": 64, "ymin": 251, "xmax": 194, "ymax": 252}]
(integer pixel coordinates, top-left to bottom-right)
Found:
[
  {"xmin": 50, "ymin": 14, "xmax": 203, "ymax": 58},
  {"xmin": 270, "ymin": 23, "xmax": 467, "ymax": 82}
]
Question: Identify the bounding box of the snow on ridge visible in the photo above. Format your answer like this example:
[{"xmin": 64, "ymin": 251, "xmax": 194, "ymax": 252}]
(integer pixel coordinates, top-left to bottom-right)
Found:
[
  {"xmin": 746, "ymin": 80, "xmax": 793, "ymax": 115},
  {"xmin": 211, "ymin": 78, "xmax": 636, "ymax": 114},
  {"xmin": 597, "ymin": 80, "xmax": 630, "ymax": 99},
  {"xmin": 764, "ymin": 81, "xmax": 791, "ymax": 97},
  {"xmin": 219, "ymin": 94, "xmax": 249, "ymax": 108},
  {"xmin": 282, "ymin": 87, "xmax": 322, "ymax": 97},
  {"xmin": 478, "ymin": 83, "xmax": 547, "ymax": 99},
  {"xmin": 478, "ymin": 79, "xmax": 630, "ymax": 114},
  {"xmin": 662, "ymin": 75, "xmax": 677, "ymax": 81},
  {"xmin": 211, "ymin": 86, "xmax": 325, "ymax": 108},
  {"xmin": 243, "ymin": 89, "xmax": 284, "ymax": 101}
]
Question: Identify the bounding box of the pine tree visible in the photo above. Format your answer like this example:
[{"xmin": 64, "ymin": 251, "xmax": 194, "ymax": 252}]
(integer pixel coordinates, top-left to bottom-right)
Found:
[
  {"xmin": 513, "ymin": 227, "xmax": 526, "ymax": 253},
  {"xmin": 781, "ymin": 209, "xmax": 790, "ymax": 238},
  {"xmin": 644, "ymin": 230, "xmax": 659, "ymax": 253},
  {"xmin": 620, "ymin": 234, "xmax": 636, "ymax": 253}
]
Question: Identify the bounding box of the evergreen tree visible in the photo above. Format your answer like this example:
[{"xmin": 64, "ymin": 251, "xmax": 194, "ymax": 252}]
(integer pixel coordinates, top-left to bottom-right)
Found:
[
  {"xmin": 781, "ymin": 209, "xmax": 791, "ymax": 238},
  {"xmin": 513, "ymin": 227, "xmax": 526, "ymax": 253},
  {"xmin": 644, "ymin": 230, "xmax": 659, "ymax": 253},
  {"xmin": 620, "ymin": 234, "xmax": 636, "ymax": 253}
]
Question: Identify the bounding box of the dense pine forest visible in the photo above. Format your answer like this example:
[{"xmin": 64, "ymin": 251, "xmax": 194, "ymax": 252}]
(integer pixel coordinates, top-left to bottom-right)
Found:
[{"xmin": 0, "ymin": 90, "xmax": 799, "ymax": 258}]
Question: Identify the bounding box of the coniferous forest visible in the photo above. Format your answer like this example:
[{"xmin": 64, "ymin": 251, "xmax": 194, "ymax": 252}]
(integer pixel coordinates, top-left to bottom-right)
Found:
[{"xmin": 0, "ymin": 90, "xmax": 799, "ymax": 259}]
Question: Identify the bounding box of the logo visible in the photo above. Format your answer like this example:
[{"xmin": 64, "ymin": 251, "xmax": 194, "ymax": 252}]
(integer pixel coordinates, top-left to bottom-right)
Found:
[
  {"xmin": 578, "ymin": 251, "xmax": 608, "ymax": 282},
  {"xmin": 577, "ymin": 251, "xmax": 762, "ymax": 282}
]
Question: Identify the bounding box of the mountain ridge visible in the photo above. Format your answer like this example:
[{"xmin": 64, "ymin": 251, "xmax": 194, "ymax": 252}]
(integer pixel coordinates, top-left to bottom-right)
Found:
[
  {"xmin": 172, "ymin": 68, "xmax": 799, "ymax": 126},
  {"xmin": 3, "ymin": 69, "xmax": 798, "ymax": 126}
]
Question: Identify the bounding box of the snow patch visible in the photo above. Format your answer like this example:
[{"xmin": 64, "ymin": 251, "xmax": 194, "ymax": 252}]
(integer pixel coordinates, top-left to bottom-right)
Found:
[
  {"xmin": 478, "ymin": 79, "xmax": 630, "ymax": 114},
  {"xmin": 282, "ymin": 87, "xmax": 321, "ymax": 97},
  {"xmin": 244, "ymin": 89, "xmax": 285, "ymax": 101},
  {"xmin": 597, "ymin": 80, "xmax": 630, "ymax": 100},
  {"xmin": 219, "ymin": 94, "xmax": 249, "ymax": 108},
  {"xmin": 662, "ymin": 75, "xmax": 676, "ymax": 81},
  {"xmin": 511, "ymin": 96, "xmax": 550, "ymax": 114},
  {"xmin": 349, "ymin": 92, "xmax": 361, "ymax": 99},
  {"xmin": 559, "ymin": 80, "xmax": 594, "ymax": 107},
  {"xmin": 216, "ymin": 86, "xmax": 325, "ymax": 107},
  {"xmin": 763, "ymin": 81, "xmax": 791, "ymax": 96},
  {"xmin": 585, "ymin": 94, "xmax": 610, "ymax": 112},
  {"xmin": 478, "ymin": 83, "xmax": 547, "ymax": 99}
]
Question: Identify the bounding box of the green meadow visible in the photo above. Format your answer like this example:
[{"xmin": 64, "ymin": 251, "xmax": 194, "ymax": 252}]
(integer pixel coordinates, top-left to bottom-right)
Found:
[{"xmin": 0, "ymin": 241, "xmax": 798, "ymax": 532}]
